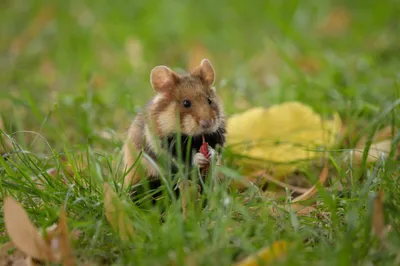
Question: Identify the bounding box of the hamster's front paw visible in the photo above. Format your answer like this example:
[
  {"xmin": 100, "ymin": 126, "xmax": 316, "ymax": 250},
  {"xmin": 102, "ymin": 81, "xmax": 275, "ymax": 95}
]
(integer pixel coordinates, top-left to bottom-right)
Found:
[{"xmin": 193, "ymin": 152, "xmax": 210, "ymax": 168}]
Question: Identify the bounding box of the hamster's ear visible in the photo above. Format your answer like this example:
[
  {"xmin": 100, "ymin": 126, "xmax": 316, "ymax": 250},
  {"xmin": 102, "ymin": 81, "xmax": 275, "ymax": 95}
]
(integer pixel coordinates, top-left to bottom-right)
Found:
[
  {"xmin": 191, "ymin": 59, "xmax": 215, "ymax": 86},
  {"xmin": 150, "ymin": 66, "xmax": 179, "ymax": 93}
]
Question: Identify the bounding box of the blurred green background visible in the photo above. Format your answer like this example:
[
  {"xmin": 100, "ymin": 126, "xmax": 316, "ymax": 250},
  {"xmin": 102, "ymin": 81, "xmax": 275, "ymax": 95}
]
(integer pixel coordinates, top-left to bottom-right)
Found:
[{"xmin": 1, "ymin": 0, "xmax": 399, "ymax": 151}]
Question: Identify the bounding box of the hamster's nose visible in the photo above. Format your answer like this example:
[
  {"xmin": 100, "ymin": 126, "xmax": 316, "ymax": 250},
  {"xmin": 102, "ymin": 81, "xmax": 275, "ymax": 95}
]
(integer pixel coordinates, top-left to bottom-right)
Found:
[{"xmin": 200, "ymin": 119, "xmax": 212, "ymax": 128}]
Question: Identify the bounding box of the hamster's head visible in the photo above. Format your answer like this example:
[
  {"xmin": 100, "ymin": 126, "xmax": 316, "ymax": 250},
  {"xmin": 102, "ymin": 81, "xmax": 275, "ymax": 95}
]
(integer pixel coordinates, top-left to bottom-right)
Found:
[{"xmin": 149, "ymin": 59, "xmax": 224, "ymax": 137}]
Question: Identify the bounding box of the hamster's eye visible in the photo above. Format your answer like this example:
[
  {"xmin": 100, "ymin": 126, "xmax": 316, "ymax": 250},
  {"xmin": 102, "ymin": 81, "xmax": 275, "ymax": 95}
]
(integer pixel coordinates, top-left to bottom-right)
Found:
[
  {"xmin": 207, "ymin": 98, "xmax": 212, "ymax": 105},
  {"xmin": 183, "ymin": 99, "xmax": 192, "ymax": 108}
]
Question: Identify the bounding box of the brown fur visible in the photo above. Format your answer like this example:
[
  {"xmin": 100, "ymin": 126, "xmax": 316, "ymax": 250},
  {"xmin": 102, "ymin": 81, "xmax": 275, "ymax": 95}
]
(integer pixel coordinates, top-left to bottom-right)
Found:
[{"xmin": 123, "ymin": 59, "xmax": 225, "ymax": 186}]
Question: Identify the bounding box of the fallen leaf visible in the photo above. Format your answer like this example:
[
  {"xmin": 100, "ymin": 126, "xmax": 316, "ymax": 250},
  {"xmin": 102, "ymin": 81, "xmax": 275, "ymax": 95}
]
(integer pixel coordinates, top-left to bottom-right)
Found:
[
  {"xmin": 353, "ymin": 126, "xmax": 397, "ymax": 164},
  {"xmin": 0, "ymin": 122, "xmax": 13, "ymax": 159},
  {"xmin": 24, "ymin": 257, "xmax": 38, "ymax": 266},
  {"xmin": 292, "ymin": 163, "xmax": 329, "ymax": 203},
  {"xmin": 3, "ymin": 197, "xmax": 54, "ymax": 262},
  {"xmin": 234, "ymin": 240, "xmax": 288, "ymax": 266},
  {"xmin": 0, "ymin": 243, "xmax": 43, "ymax": 266},
  {"xmin": 179, "ymin": 181, "xmax": 188, "ymax": 220},
  {"xmin": 372, "ymin": 190, "xmax": 386, "ymax": 243},
  {"xmin": 359, "ymin": 126, "xmax": 395, "ymax": 145},
  {"xmin": 0, "ymin": 242, "xmax": 15, "ymax": 253},
  {"xmin": 179, "ymin": 180, "xmax": 202, "ymax": 219},
  {"xmin": 104, "ymin": 183, "xmax": 135, "ymax": 241},
  {"xmin": 295, "ymin": 56, "xmax": 321, "ymax": 74},
  {"xmin": 317, "ymin": 6, "xmax": 351, "ymax": 36},
  {"xmin": 226, "ymin": 102, "xmax": 341, "ymax": 178},
  {"xmin": 291, "ymin": 204, "xmax": 317, "ymax": 216},
  {"xmin": 0, "ymin": 242, "xmax": 26, "ymax": 266},
  {"xmin": 58, "ymin": 208, "xmax": 77, "ymax": 266},
  {"xmin": 354, "ymin": 140, "xmax": 392, "ymax": 163}
]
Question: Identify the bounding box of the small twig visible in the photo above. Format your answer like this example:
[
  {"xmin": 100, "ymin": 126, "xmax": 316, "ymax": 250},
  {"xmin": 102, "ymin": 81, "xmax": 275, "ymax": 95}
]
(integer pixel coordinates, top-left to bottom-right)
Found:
[
  {"xmin": 293, "ymin": 162, "xmax": 329, "ymax": 203},
  {"xmin": 262, "ymin": 174, "xmax": 309, "ymax": 194},
  {"xmin": 247, "ymin": 170, "xmax": 309, "ymax": 194}
]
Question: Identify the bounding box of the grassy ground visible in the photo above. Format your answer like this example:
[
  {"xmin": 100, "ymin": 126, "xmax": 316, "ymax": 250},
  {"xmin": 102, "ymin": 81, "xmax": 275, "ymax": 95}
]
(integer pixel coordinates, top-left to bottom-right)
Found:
[{"xmin": 1, "ymin": 0, "xmax": 400, "ymax": 265}]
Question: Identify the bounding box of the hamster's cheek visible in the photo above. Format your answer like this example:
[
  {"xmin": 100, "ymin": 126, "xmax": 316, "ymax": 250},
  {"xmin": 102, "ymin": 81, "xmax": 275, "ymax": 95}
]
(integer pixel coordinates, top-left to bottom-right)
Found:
[
  {"xmin": 156, "ymin": 102, "xmax": 178, "ymax": 135},
  {"xmin": 182, "ymin": 114, "xmax": 198, "ymax": 135}
]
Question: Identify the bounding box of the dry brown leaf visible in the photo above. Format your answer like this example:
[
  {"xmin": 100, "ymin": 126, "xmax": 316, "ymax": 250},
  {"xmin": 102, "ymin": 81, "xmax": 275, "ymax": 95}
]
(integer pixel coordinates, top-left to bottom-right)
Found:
[
  {"xmin": 354, "ymin": 140, "xmax": 392, "ymax": 163},
  {"xmin": 41, "ymin": 222, "xmax": 81, "ymax": 264},
  {"xmin": 24, "ymin": 257, "xmax": 38, "ymax": 266},
  {"xmin": 0, "ymin": 242, "xmax": 43, "ymax": 266},
  {"xmin": 317, "ymin": 6, "xmax": 351, "ymax": 36},
  {"xmin": 353, "ymin": 126, "xmax": 397, "ymax": 164},
  {"xmin": 58, "ymin": 208, "xmax": 77, "ymax": 266},
  {"xmin": 292, "ymin": 163, "xmax": 329, "ymax": 203},
  {"xmin": 104, "ymin": 183, "xmax": 135, "ymax": 241},
  {"xmin": 178, "ymin": 180, "xmax": 202, "ymax": 220},
  {"xmin": 372, "ymin": 190, "xmax": 386, "ymax": 243},
  {"xmin": 3, "ymin": 197, "xmax": 54, "ymax": 262},
  {"xmin": 91, "ymin": 74, "xmax": 107, "ymax": 90},
  {"xmin": 0, "ymin": 122, "xmax": 13, "ymax": 158},
  {"xmin": 0, "ymin": 117, "xmax": 5, "ymax": 132},
  {"xmin": 234, "ymin": 240, "xmax": 288, "ymax": 266},
  {"xmin": 295, "ymin": 56, "xmax": 321, "ymax": 74},
  {"xmin": 0, "ymin": 242, "xmax": 15, "ymax": 253},
  {"xmin": 358, "ymin": 126, "xmax": 395, "ymax": 146},
  {"xmin": 0, "ymin": 253, "xmax": 33, "ymax": 266},
  {"xmin": 179, "ymin": 181, "xmax": 188, "ymax": 220},
  {"xmin": 291, "ymin": 204, "xmax": 317, "ymax": 216}
]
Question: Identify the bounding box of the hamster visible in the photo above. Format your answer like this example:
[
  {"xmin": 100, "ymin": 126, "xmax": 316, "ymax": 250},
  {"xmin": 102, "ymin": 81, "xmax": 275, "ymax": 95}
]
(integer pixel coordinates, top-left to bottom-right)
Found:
[{"xmin": 123, "ymin": 59, "xmax": 226, "ymax": 193}]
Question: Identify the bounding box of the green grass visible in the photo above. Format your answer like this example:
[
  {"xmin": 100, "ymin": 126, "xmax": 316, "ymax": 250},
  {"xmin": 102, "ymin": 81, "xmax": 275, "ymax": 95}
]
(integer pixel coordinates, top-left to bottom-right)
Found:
[{"xmin": 1, "ymin": 0, "xmax": 400, "ymax": 265}]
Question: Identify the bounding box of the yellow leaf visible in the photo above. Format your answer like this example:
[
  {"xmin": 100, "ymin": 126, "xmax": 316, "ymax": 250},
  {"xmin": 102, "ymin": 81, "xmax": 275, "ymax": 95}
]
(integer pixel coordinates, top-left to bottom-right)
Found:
[
  {"xmin": 234, "ymin": 240, "xmax": 288, "ymax": 266},
  {"xmin": 3, "ymin": 197, "xmax": 54, "ymax": 262},
  {"xmin": 104, "ymin": 183, "xmax": 135, "ymax": 241},
  {"xmin": 226, "ymin": 102, "xmax": 341, "ymax": 177}
]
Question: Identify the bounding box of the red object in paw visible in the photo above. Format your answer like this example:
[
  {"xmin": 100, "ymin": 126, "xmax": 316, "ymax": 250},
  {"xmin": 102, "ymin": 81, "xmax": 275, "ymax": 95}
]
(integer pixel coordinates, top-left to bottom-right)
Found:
[{"xmin": 200, "ymin": 135, "xmax": 210, "ymax": 159}]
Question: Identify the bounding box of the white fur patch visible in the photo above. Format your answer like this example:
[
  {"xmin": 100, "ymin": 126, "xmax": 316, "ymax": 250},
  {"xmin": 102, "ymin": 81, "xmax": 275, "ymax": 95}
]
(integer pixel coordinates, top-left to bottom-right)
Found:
[
  {"xmin": 153, "ymin": 94, "xmax": 164, "ymax": 105},
  {"xmin": 144, "ymin": 125, "xmax": 160, "ymax": 154},
  {"xmin": 182, "ymin": 115, "xmax": 198, "ymax": 135},
  {"xmin": 157, "ymin": 102, "xmax": 178, "ymax": 135}
]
